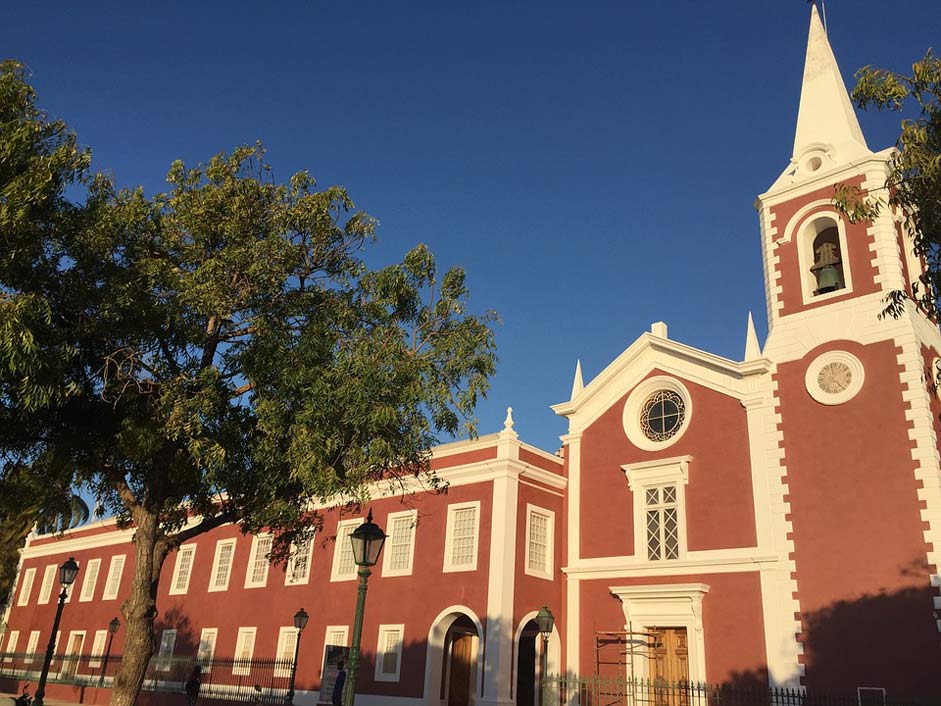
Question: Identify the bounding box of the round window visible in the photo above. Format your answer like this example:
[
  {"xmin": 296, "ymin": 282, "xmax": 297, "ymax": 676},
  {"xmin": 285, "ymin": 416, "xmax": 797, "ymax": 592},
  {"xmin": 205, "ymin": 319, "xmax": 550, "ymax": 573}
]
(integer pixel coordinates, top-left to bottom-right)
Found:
[{"xmin": 640, "ymin": 390, "xmax": 686, "ymax": 442}]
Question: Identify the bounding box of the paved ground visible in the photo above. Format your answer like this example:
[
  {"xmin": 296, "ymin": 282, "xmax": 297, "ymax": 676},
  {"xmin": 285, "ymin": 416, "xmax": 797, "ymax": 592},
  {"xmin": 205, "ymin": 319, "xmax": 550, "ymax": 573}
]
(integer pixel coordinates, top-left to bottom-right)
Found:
[{"xmin": 1, "ymin": 693, "xmax": 81, "ymax": 706}]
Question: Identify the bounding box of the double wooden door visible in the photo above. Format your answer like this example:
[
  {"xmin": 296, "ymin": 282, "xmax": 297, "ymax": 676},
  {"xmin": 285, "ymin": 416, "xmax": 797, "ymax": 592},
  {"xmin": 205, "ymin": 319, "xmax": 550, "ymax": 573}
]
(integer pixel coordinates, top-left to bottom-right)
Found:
[{"xmin": 649, "ymin": 627, "xmax": 689, "ymax": 706}]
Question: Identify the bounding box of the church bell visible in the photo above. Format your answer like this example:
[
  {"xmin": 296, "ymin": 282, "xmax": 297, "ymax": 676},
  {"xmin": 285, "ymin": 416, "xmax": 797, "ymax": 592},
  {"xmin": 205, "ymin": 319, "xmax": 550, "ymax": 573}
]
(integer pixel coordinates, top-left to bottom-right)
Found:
[{"xmin": 811, "ymin": 241, "xmax": 844, "ymax": 294}]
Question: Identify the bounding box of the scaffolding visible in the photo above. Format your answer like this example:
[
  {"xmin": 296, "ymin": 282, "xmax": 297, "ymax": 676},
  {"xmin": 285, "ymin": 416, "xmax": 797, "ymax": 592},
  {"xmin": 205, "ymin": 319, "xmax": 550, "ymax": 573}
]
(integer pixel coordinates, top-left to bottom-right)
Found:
[{"xmin": 595, "ymin": 623, "xmax": 660, "ymax": 680}]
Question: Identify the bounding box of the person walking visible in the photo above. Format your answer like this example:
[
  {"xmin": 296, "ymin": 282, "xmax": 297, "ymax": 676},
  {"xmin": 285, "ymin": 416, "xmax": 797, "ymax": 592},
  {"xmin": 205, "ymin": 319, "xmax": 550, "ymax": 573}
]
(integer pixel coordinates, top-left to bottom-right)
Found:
[
  {"xmin": 184, "ymin": 664, "xmax": 202, "ymax": 706},
  {"xmin": 332, "ymin": 660, "xmax": 346, "ymax": 706}
]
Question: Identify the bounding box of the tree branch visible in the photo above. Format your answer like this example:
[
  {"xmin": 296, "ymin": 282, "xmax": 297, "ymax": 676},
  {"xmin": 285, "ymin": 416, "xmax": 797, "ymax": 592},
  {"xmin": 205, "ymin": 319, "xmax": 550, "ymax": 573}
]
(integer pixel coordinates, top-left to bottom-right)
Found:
[{"xmin": 166, "ymin": 509, "xmax": 237, "ymax": 547}]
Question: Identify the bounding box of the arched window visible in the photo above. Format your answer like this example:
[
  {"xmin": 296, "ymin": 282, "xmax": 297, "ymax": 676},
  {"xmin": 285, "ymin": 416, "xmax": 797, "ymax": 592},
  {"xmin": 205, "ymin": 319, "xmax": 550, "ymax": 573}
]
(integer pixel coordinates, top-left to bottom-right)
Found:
[{"xmin": 810, "ymin": 226, "xmax": 845, "ymax": 295}]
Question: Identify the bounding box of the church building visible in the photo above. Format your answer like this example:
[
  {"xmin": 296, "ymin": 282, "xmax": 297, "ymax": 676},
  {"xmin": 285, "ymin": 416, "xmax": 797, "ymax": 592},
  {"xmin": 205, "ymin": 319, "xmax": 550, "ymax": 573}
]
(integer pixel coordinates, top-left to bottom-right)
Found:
[{"xmin": 2, "ymin": 7, "xmax": 940, "ymax": 705}]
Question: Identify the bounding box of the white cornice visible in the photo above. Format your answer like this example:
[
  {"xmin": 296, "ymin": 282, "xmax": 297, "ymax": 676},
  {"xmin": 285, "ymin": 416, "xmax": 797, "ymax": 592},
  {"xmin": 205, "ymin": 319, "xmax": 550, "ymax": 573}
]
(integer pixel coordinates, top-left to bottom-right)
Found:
[{"xmin": 562, "ymin": 550, "xmax": 781, "ymax": 580}]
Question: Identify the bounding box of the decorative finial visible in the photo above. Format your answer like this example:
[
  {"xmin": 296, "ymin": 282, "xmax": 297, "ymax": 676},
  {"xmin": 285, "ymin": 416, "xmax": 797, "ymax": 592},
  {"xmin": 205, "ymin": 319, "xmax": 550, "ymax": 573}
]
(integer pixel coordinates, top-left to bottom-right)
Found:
[
  {"xmin": 571, "ymin": 360, "xmax": 584, "ymax": 398},
  {"xmin": 744, "ymin": 312, "xmax": 761, "ymax": 361},
  {"xmin": 503, "ymin": 407, "xmax": 515, "ymax": 431},
  {"xmin": 367, "ymin": 508, "xmax": 373, "ymax": 523}
]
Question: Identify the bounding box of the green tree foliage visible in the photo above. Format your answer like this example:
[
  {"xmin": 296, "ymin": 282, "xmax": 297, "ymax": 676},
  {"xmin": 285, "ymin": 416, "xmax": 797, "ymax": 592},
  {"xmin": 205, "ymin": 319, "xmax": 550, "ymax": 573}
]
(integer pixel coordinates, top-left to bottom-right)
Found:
[
  {"xmin": 0, "ymin": 61, "xmax": 497, "ymax": 706},
  {"xmin": 833, "ymin": 51, "xmax": 941, "ymax": 318}
]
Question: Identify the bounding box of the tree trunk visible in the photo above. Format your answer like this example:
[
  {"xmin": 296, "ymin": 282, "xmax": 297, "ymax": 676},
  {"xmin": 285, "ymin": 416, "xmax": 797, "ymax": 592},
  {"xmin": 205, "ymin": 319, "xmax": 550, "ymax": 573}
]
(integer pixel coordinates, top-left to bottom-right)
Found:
[{"xmin": 109, "ymin": 511, "xmax": 169, "ymax": 706}]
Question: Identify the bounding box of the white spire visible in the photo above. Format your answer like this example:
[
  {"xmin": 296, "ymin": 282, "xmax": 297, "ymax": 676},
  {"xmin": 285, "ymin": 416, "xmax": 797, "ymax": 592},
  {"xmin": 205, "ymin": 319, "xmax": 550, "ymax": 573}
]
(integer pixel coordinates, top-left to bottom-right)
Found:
[
  {"xmin": 571, "ymin": 360, "xmax": 584, "ymax": 398},
  {"xmin": 744, "ymin": 312, "xmax": 761, "ymax": 361},
  {"xmin": 503, "ymin": 407, "xmax": 515, "ymax": 432},
  {"xmin": 792, "ymin": 4, "xmax": 869, "ymax": 162}
]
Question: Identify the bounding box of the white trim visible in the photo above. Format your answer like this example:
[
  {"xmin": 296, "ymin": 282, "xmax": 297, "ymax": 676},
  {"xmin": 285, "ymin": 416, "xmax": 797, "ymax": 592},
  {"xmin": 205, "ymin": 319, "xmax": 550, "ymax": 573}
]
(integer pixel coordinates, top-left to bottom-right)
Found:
[
  {"xmin": 524, "ymin": 505, "xmax": 555, "ymax": 580},
  {"xmin": 563, "ymin": 549, "xmax": 779, "ymax": 578},
  {"xmin": 623, "ymin": 456, "xmax": 691, "ymax": 562},
  {"xmin": 244, "ymin": 534, "xmax": 272, "ymax": 589},
  {"xmin": 793, "ymin": 210, "xmax": 854, "ymax": 305},
  {"xmin": 374, "ymin": 623, "xmax": 405, "ymax": 682},
  {"xmin": 208, "ymin": 538, "xmax": 237, "ymax": 592},
  {"xmin": 88, "ymin": 630, "xmax": 108, "ymax": 669},
  {"xmin": 3, "ymin": 630, "xmax": 18, "ymax": 661},
  {"xmin": 285, "ymin": 536, "xmax": 314, "ymax": 586},
  {"xmin": 382, "ymin": 510, "xmax": 418, "ymax": 577},
  {"xmin": 62, "ymin": 630, "xmax": 86, "ymax": 677},
  {"xmin": 330, "ymin": 519, "xmax": 362, "ymax": 582},
  {"xmin": 197, "ymin": 628, "xmax": 218, "ymax": 671},
  {"xmin": 443, "ymin": 502, "xmax": 481, "ymax": 573},
  {"xmin": 511, "ymin": 613, "xmax": 561, "ymax": 701},
  {"xmin": 233, "ymin": 627, "xmax": 257, "ymax": 676},
  {"xmin": 622, "ymin": 378, "xmax": 693, "ymax": 452},
  {"xmin": 804, "ymin": 350, "xmax": 865, "ymax": 405},
  {"xmin": 79, "ymin": 558, "xmax": 102, "ymax": 602},
  {"xmin": 23, "ymin": 631, "xmax": 40, "ymax": 664},
  {"xmin": 609, "ymin": 583, "xmax": 709, "ymax": 683},
  {"xmin": 37, "ymin": 564, "xmax": 57, "ymax": 604},
  {"xmin": 155, "ymin": 629, "xmax": 177, "ymax": 672},
  {"xmin": 16, "ymin": 567, "xmax": 36, "ymax": 606},
  {"xmin": 102, "ymin": 554, "xmax": 126, "ymax": 601},
  {"xmin": 321, "ymin": 625, "xmax": 349, "ymax": 679},
  {"xmin": 168, "ymin": 545, "xmax": 197, "ymax": 595}
]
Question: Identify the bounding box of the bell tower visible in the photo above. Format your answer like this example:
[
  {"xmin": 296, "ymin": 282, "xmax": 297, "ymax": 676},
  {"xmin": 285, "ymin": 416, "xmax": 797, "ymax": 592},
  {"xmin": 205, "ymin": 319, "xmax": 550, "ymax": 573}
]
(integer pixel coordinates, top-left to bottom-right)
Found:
[{"xmin": 753, "ymin": 6, "xmax": 941, "ymax": 698}]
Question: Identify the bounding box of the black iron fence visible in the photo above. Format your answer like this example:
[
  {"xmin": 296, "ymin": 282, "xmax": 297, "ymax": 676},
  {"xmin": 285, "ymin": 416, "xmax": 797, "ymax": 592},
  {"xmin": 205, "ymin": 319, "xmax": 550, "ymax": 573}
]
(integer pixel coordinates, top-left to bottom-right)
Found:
[
  {"xmin": 549, "ymin": 675, "xmax": 914, "ymax": 706},
  {"xmin": 0, "ymin": 652, "xmax": 294, "ymax": 704}
]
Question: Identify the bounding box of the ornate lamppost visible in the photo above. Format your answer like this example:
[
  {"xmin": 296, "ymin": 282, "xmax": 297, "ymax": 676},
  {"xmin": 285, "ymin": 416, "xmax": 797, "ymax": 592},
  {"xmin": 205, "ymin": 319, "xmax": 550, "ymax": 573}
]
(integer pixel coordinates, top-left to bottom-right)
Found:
[
  {"xmin": 35, "ymin": 557, "xmax": 79, "ymax": 706},
  {"xmin": 98, "ymin": 617, "xmax": 120, "ymax": 687},
  {"xmin": 535, "ymin": 606, "xmax": 555, "ymax": 706},
  {"xmin": 344, "ymin": 510, "xmax": 386, "ymax": 706},
  {"xmin": 285, "ymin": 608, "xmax": 309, "ymax": 705}
]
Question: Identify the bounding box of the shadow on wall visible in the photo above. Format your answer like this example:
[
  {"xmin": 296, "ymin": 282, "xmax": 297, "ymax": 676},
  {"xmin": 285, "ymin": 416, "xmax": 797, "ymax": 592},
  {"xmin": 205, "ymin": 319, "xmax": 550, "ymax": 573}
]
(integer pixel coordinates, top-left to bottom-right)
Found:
[{"xmin": 155, "ymin": 605, "xmax": 199, "ymax": 659}]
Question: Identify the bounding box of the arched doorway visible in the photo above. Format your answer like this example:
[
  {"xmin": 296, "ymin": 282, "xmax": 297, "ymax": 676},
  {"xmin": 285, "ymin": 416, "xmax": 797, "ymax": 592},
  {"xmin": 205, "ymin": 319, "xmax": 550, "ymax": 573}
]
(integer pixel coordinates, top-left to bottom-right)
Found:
[
  {"xmin": 516, "ymin": 619, "xmax": 539, "ymax": 706},
  {"xmin": 424, "ymin": 606, "xmax": 483, "ymax": 706}
]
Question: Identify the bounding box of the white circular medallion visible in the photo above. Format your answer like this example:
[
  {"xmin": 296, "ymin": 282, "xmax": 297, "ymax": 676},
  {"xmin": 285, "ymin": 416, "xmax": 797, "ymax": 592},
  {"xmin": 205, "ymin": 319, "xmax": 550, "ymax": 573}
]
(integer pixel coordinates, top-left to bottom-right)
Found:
[{"xmin": 805, "ymin": 351, "xmax": 864, "ymax": 405}]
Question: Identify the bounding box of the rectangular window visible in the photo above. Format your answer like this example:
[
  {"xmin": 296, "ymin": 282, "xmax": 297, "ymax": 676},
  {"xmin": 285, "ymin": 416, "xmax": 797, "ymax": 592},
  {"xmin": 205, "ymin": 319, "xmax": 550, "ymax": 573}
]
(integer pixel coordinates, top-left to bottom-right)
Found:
[
  {"xmin": 209, "ymin": 539, "xmax": 237, "ymax": 592},
  {"xmin": 374, "ymin": 624, "xmax": 404, "ymax": 682},
  {"xmin": 330, "ymin": 519, "xmax": 361, "ymax": 582},
  {"xmin": 79, "ymin": 558, "xmax": 102, "ymax": 602},
  {"xmin": 443, "ymin": 502, "xmax": 480, "ymax": 572},
  {"xmin": 233, "ymin": 628, "xmax": 256, "ymax": 676},
  {"xmin": 274, "ymin": 627, "xmax": 298, "ymax": 678},
  {"xmin": 24, "ymin": 632, "xmax": 40, "ymax": 664},
  {"xmin": 155, "ymin": 629, "xmax": 176, "ymax": 672},
  {"xmin": 645, "ymin": 485, "xmax": 680, "ymax": 561},
  {"xmin": 525, "ymin": 505, "xmax": 555, "ymax": 579},
  {"xmin": 382, "ymin": 510, "xmax": 417, "ymax": 577},
  {"xmin": 169, "ymin": 546, "xmax": 196, "ymax": 595},
  {"xmin": 17, "ymin": 568, "xmax": 36, "ymax": 606},
  {"xmin": 3, "ymin": 630, "xmax": 19, "ymax": 661},
  {"xmin": 244, "ymin": 535, "xmax": 272, "ymax": 589},
  {"xmin": 285, "ymin": 537, "xmax": 314, "ymax": 586},
  {"xmin": 322, "ymin": 626, "xmax": 348, "ymax": 680},
  {"xmin": 102, "ymin": 555, "xmax": 126, "ymax": 600},
  {"xmin": 38, "ymin": 564, "xmax": 57, "ymax": 604},
  {"xmin": 197, "ymin": 628, "xmax": 218, "ymax": 672},
  {"xmin": 89, "ymin": 630, "xmax": 108, "ymax": 669}
]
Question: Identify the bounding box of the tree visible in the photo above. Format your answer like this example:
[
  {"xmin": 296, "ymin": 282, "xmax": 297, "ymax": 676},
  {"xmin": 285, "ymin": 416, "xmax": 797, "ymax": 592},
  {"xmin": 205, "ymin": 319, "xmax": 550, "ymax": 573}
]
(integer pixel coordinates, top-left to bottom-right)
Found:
[
  {"xmin": 833, "ymin": 51, "xmax": 941, "ymax": 319},
  {"xmin": 0, "ymin": 61, "xmax": 497, "ymax": 706}
]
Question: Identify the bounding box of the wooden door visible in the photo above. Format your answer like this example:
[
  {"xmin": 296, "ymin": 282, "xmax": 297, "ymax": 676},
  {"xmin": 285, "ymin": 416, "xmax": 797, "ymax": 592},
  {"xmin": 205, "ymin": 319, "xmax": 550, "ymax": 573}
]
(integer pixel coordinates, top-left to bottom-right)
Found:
[
  {"xmin": 62, "ymin": 633, "xmax": 85, "ymax": 678},
  {"xmin": 448, "ymin": 632, "xmax": 474, "ymax": 706},
  {"xmin": 649, "ymin": 628, "xmax": 689, "ymax": 706}
]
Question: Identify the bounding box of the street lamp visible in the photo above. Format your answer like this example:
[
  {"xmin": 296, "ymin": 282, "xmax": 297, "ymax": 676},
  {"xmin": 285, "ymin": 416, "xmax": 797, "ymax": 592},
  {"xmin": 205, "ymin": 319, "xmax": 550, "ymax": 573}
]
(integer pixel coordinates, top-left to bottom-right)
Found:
[
  {"xmin": 535, "ymin": 606, "xmax": 555, "ymax": 706},
  {"xmin": 344, "ymin": 510, "xmax": 386, "ymax": 706},
  {"xmin": 98, "ymin": 617, "xmax": 120, "ymax": 687},
  {"xmin": 285, "ymin": 608, "xmax": 309, "ymax": 705},
  {"xmin": 35, "ymin": 557, "xmax": 79, "ymax": 706}
]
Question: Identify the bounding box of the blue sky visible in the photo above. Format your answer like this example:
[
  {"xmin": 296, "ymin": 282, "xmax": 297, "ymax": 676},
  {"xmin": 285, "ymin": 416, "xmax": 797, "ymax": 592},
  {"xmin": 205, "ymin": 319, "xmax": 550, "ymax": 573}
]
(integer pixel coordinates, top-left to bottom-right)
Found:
[{"xmin": 3, "ymin": 1, "xmax": 938, "ymax": 452}]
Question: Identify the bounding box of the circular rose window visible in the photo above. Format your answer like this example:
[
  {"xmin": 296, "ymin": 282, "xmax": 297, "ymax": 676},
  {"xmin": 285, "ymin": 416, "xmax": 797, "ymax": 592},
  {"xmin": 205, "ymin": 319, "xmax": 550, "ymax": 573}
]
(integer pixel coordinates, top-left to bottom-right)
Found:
[{"xmin": 640, "ymin": 390, "xmax": 686, "ymax": 442}]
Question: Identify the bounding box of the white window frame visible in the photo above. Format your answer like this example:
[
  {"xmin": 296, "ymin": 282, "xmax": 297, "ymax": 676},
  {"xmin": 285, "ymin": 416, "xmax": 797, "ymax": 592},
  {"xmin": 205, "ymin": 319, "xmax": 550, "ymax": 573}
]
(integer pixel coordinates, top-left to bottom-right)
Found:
[
  {"xmin": 79, "ymin": 558, "xmax": 102, "ymax": 602},
  {"xmin": 285, "ymin": 536, "xmax": 314, "ymax": 586},
  {"xmin": 62, "ymin": 630, "xmax": 86, "ymax": 677},
  {"xmin": 169, "ymin": 545, "xmax": 197, "ymax": 595},
  {"xmin": 321, "ymin": 625, "xmax": 349, "ymax": 678},
  {"xmin": 24, "ymin": 632, "xmax": 40, "ymax": 664},
  {"xmin": 622, "ymin": 456, "xmax": 691, "ymax": 562},
  {"xmin": 244, "ymin": 534, "xmax": 272, "ymax": 589},
  {"xmin": 102, "ymin": 555, "xmax": 126, "ymax": 601},
  {"xmin": 38, "ymin": 564, "xmax": 57, "ymax": 604},
  {"xmin": 3, "ymin": 630, "xmax": 19, "ymax": 661},
  {"xmin": 208, "ymin": 539, "xmax": 237, "ymax": 592},
  {"xmin": 443, "ymin": 501, "xmax": 481, "ymax": 573},
  {"xmin": 16, "ymin": 568, "xmax": 36, "ymax": 606},
  {"xmin": 382, "ymin": 510, "xmax": 418, "ymax": 577},
  {"xmin": 155, "ymin": 629, "xmax": 177, "ymax": 672},
  {"xmin": 233, "ymin": 627, "xmax": 257, "ymax": 676},
  {"xmin": 374, "ymin": 624, "xmax": 404, "ymax": 682},
  {"xmin": 274, "ymin": 626, "xmax": 299, "ymax": 678},
  {"xmin": 89, "ymin": 630, "xmax": 108, "ymax": 669},
  {"xmin": 330, "ymin": 519, "xmax": 362, "ymax": 582},
  {"xmin": 524, "ymin": 504, "xmax": 555, "ymax": 580},
  {"xmin": 790, "ymin": 209, "xmax": 855, "ymax": 305},
  {"xmin": 197, "ymin": 628, "xmax": 218, "ymax": 672}
]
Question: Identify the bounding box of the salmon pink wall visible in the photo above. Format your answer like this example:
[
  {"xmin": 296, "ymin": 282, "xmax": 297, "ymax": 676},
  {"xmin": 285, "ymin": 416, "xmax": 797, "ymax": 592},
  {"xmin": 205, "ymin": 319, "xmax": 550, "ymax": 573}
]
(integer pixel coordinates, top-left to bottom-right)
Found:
[
  {"xmin": 579, "ymin": 370, "xmax": 756, "ymax": 559},
  {"xmin": 777, "ymin": 339, "xmax": 940, "ymax": 697},
  {"xmin": 578, "ymin": 573, "xmax": 767, "ymax": 685}
]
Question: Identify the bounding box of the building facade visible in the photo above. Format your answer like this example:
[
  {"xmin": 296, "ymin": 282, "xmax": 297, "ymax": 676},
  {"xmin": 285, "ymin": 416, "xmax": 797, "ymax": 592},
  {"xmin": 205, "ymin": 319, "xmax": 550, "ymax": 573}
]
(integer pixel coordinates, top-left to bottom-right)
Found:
[{"xmin": 2, "ymin": 7, "xmax": 940, "ymax": 705}]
